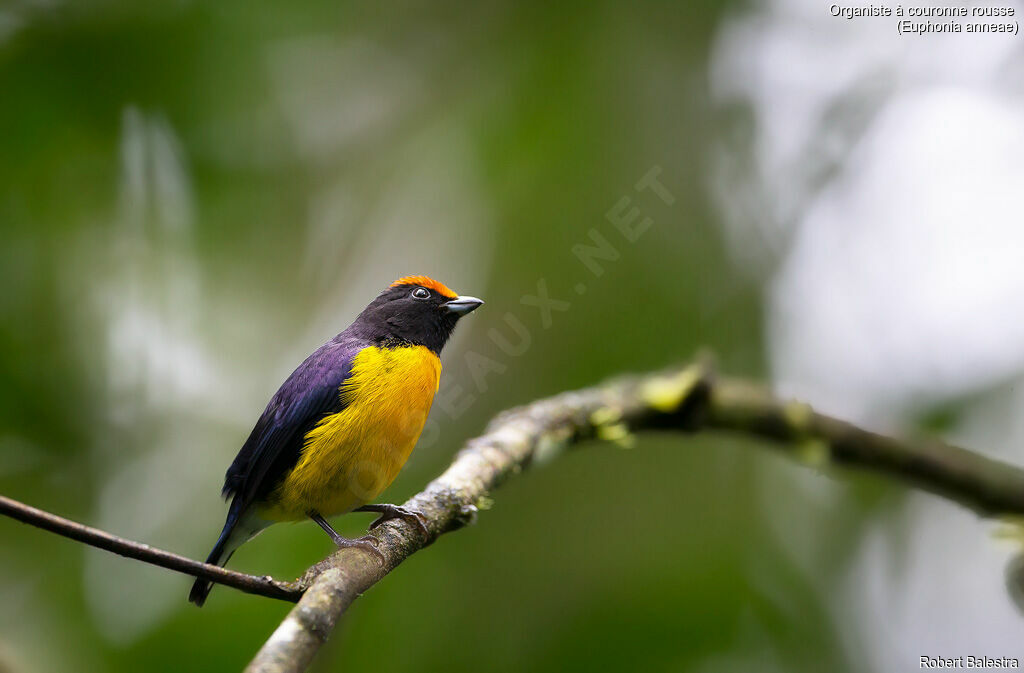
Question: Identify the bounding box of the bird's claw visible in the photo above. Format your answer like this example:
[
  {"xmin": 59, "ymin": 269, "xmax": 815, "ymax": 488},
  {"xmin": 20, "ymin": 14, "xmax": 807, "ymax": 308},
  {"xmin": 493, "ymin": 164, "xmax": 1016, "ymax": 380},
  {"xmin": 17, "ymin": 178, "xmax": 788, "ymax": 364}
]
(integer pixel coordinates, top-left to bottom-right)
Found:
[
  {"xmin": 361, "ymin": 504, "xmax": 430, "ymax": 540},
  {"xmin": 331, "ymin": 534, "xmax": 385, "ymax": 566}
]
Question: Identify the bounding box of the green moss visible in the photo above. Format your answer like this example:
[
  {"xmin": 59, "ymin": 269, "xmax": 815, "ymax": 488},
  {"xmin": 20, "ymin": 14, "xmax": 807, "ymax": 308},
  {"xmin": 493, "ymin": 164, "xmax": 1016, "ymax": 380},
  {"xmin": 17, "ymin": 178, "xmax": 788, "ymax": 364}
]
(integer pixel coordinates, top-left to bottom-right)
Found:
[{"xmin": 640, "ymin": 366, "xmax": 702, "ymax": 413}]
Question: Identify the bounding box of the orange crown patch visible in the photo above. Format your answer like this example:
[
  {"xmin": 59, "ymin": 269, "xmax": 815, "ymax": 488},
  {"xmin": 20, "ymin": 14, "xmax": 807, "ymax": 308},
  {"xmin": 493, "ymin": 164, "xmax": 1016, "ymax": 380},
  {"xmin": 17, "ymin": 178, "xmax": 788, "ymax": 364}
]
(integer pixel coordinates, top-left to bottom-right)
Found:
[{"xmin": 390, "ymin": 275, "xmax": 457, "ymax": 298}]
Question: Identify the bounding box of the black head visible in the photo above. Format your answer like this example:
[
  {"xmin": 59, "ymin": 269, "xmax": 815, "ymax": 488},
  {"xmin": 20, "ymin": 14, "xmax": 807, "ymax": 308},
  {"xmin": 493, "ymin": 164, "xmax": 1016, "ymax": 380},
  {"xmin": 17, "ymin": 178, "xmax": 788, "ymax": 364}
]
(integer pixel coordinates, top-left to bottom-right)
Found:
[{"xmin": 352, "ymin": 276, "xmax": 484, "ymax": 353}]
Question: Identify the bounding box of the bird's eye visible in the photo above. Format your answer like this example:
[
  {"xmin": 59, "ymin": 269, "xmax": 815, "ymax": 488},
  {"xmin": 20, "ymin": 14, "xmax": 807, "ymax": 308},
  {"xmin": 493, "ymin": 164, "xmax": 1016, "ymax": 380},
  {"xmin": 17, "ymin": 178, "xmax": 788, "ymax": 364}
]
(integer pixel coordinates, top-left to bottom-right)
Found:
[{"xmin": 412, "ymin": 287, "xmax": 430, "ymax": 300}]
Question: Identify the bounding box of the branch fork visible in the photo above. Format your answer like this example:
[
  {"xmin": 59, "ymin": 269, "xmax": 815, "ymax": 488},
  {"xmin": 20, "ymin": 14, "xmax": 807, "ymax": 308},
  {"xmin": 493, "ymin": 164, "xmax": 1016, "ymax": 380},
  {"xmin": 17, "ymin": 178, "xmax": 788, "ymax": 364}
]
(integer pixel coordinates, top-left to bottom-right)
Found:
[{"xmin": 4, "ymin": 360, "xmax": 1024, "ymax": 673}]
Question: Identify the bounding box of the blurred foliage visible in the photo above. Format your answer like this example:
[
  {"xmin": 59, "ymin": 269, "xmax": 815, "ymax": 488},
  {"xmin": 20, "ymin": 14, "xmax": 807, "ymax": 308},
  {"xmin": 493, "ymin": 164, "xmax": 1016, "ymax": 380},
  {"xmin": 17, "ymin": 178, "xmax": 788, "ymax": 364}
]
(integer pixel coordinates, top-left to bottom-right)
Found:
[{"xmin": 0, "ymin": 2, "xmax": 887, "ymax": 672}]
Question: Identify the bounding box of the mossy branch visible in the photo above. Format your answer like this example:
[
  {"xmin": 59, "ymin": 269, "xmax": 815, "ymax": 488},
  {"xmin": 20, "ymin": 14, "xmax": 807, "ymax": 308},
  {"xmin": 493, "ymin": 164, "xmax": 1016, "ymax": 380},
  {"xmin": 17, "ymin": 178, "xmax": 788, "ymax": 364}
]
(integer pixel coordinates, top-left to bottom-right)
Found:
[
  {"xmin": 245, "ymin": 361, "xmax": 1024, "ymax": 673},
  {"xmin": 4, "ymin": 361, "xmax": 1023, "ymax": 671}
]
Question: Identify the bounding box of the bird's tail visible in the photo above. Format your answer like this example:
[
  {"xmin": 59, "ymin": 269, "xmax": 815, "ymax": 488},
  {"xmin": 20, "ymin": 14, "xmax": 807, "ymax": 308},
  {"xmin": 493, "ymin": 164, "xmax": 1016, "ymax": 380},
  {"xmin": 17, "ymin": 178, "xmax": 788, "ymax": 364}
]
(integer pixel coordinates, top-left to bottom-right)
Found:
[{"xmin": 189, "ymin": 518, "xmax": 237, "ymax": 607}]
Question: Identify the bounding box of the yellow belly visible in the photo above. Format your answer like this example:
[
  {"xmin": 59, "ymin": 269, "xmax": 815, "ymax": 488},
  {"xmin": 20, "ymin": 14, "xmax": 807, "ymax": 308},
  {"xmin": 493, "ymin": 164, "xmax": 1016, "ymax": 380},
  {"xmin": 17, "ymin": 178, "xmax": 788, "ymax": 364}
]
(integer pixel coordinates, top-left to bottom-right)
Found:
[{"xmin": 260, "ymin": 344, "xmax": 441, "ymax": 521}]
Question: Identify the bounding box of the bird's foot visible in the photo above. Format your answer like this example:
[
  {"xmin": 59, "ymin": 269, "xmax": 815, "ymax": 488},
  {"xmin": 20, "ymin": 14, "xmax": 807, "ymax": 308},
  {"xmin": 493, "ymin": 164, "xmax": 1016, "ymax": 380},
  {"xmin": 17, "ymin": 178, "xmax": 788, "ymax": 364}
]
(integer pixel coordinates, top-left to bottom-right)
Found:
[
  {"xmin": 308, "ymin": 509, "xmax": 385, "ymax": 565},
  {"xmin": 329, "ymin": 532, "xmax": 385, "ymax": 565},
  {"xmin": 355, "ymin": 504, "xmax": 429, "ymax": 540}
]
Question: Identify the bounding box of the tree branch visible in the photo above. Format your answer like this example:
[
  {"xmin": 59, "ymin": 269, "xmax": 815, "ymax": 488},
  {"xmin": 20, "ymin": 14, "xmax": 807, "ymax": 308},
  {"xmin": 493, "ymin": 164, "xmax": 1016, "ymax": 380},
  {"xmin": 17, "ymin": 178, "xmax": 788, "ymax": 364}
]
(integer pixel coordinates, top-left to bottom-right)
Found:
[
  {"xmin": 0, "ymin": 494, "xmax": 303, "ymax": 602},
  {"xmin": 704, "ymin": 375, "xmax": 1024, "ymax": 515},
  {"xmin": 245, "ymin": 362, "xmax": 1024, "ymax": 673},
  {"xmin": 5, "ymin": 361, "xmax": 1024, "ymax": 673}
]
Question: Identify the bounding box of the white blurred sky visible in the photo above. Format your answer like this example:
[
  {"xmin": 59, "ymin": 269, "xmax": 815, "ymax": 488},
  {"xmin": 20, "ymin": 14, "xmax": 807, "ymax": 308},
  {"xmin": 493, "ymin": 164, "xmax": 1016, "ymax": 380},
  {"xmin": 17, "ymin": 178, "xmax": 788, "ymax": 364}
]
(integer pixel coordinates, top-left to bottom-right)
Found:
[{"xmin": 712, "ymin": 1, "xmax": 1024, "ymax": 669}]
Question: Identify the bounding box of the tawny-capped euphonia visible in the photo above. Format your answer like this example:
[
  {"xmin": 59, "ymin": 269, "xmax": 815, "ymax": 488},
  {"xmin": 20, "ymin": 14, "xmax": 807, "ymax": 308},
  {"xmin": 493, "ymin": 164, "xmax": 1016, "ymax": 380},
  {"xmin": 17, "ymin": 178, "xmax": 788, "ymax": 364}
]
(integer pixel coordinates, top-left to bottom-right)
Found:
[{"xmin": 189, "ymin": 276, "xmax": 483, "ymax": 606}]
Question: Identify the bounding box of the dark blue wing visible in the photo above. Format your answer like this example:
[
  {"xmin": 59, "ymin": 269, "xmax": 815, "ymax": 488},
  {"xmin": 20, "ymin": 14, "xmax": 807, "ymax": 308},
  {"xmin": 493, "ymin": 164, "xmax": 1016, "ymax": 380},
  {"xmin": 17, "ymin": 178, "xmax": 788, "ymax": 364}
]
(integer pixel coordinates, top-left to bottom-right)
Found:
[{"xmin": 222, "ymin": 339, "xmax": 359, "ymax": 510}]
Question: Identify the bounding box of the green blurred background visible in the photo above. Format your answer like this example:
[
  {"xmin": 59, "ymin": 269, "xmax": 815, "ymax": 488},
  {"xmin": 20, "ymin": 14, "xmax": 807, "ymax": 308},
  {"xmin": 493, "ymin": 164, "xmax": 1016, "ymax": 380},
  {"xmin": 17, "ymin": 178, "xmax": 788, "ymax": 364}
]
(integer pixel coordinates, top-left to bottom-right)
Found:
[{"xmin": 2, "ymin": 2, "xmax": 1021, "ymax": 672}]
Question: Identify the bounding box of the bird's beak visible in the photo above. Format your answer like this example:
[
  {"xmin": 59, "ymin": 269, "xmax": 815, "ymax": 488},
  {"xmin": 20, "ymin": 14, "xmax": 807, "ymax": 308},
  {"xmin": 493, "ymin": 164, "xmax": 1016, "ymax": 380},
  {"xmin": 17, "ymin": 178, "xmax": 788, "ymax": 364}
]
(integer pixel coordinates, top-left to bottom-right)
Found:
[{"xmin": 444, "ymin": 295, "xmax": 484, "ymax": 315}]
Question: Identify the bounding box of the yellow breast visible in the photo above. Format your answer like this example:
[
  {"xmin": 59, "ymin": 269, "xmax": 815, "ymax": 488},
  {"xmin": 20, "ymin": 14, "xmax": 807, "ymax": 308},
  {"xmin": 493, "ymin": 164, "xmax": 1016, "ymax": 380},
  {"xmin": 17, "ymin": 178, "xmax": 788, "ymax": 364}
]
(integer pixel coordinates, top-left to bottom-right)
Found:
[{"xmin": 262, "ymin": 345, "xmax": 441, "ymax": 521}]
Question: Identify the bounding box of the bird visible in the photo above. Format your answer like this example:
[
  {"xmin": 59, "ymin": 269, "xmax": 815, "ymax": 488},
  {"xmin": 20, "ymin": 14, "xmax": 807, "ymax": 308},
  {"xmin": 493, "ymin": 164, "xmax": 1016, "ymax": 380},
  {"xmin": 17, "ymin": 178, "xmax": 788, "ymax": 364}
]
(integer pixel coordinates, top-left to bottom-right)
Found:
[{"xmin": 189, "ymin": 275, "xmax": 483, "ymax": 606}]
